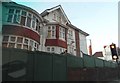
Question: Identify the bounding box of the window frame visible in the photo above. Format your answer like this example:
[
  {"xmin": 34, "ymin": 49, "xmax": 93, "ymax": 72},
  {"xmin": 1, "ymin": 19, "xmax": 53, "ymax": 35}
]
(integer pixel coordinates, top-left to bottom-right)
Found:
[{"xmin": 47, "ymin": 26, "xmax": 56, "ymax": 39}]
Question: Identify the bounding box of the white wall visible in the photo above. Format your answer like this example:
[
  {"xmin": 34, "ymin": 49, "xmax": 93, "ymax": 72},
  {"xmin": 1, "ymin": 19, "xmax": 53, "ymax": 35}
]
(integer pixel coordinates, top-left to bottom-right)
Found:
[
  {"xmin": 45, "ymin": 46, "xmax": 66, "ymax": 54},
  {"xmin": 67, "ymin": 27, "xmax": 76, "ymax": 56},
  {"xmin": 102, "ymin": 46, "xmax": 113, "ymax": 61},
  {"xmin": 79, "ymin": 33, "xmax": 88, "ymax": 54},
  {"xmin": 44, "ymin": 10, "xmax": 67, "ymax": 24}
]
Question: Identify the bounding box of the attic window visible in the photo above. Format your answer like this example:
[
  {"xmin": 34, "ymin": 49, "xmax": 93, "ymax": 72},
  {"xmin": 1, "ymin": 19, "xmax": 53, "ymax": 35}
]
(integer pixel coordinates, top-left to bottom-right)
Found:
[{"xmin": 54, "ymin": 13, "xmax": 56, "ymax": 20}]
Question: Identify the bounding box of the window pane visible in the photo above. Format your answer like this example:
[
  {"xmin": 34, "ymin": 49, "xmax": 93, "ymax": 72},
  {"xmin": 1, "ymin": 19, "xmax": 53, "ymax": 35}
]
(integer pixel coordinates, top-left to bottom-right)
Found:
[
  {"xmin": 30, "ymin": 40, "xmax": 33, "ymax": 46},
  {"xmin": 13, "ymin": 14, "xmax": 20, "ymax": 24},
  {"xmin": 17, "ymin": 37, "xmax": 23, "ymax": 43},
  {"xmin": 9, "ymin": 9, "xmax": 14, "ymax": 13},
  {"xmin": 9, "ymin": 43, "xmax": 15, "ymax": 48},
  {"xmin": 47, "ymin": 47, "xmax": 50, "ymax": 51},
  {"xmin": 47, "ymin": 31, "xmax": 51, "ymax": 38},
  {"xmin": 52, "ymin": 47, "xmax": 54, "ymax": 51},
  {"xmin": 3, "ymin": 36, "xmax": 9, "ymax": 41},
  {"xmin": 7, "ymin": 15, "xmax": 13, "ymax": 22},
  {"xmin": 37, "ymin": 44, "xmax": 39, "ymax": 49},
  {"xmin": 36, "ymin": 24, "xmax": 39, "ymax": 31},
  {"xmin": 63, "ymin": 29, "xmax": 65, "ymax": 33},
  {"xmin": 23, "ymin": 45, "xmax": 28, "ymax": 50},
  {"xmin": 22, "ymin": 11, "xmax": 26, "ymax": 16},
  {"xmin": 63, "ymin": 33, "xmax": 65, "ymax": 38},
  {"xmin": 26, "ymin": 17, "xmax": 31, "ymax": 27},
  {"xmin": 28, "ymin": 13, "xmax": 32, "ymax": 17},
  {"xmin": 48, "ymin": 26, "xmax": 51, "ymax": 30},
  {"xmin": 24, "ymin": 39, "xmax": 28, "ymax": 44},
  {"xmin": 29, "ymin": 46, "xmax": 32, "ymax": 51},
  {"xmin": 15, "ymin": 10, "xmax": 20, "ymax": 14},
  {"xmin": 10, "ymin": 36, "xmax": 16, "ymax": 42},
  {"xmin": 52, "ymin": 31, "xmax": 55, "ymax": 37},
  {"xmin": 34, "ymin": 43, "xmax": 37, "ymax": 47},
  {"xmin": 17, "ymin": 44, "xmax": 22, "ymax": 49},
  {"xmin": 32, "ymin": 21, "xmax": 35, "ymax": 29},
  {"xmin": 20, "ymin": 16, "xmax": 26, "ymax": 26},
  {"xmin": 52, "ymin": 26, "xmax": 55, "ymax": 29},
  {"xmin": 2, "ymin": 43, "xmax": 7, "ymax": 48}
]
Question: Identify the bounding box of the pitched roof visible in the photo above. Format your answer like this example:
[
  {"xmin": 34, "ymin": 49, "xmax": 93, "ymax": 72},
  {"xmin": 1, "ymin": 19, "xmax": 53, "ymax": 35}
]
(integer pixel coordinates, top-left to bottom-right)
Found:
[
  {"xmin": 40, "ymin": 5, "xmax": 71, "ymax": 24},
  {"xmin": 93, "ymin": 51, "xmax": 103, "ymax": 57},
  {"xmin": 40, "ymin": 5, "xmax": 89, "ymax": 36},
  {"xmin": 67, "ymin": 23, "xmax": 89, "ymax": 36}
]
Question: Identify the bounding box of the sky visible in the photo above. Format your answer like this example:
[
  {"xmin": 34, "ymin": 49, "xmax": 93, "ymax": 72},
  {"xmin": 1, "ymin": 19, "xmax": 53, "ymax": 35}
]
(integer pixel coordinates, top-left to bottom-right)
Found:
[{"xmin": 12, "ymin": 0, "xmax": 119, "ymax": 54}]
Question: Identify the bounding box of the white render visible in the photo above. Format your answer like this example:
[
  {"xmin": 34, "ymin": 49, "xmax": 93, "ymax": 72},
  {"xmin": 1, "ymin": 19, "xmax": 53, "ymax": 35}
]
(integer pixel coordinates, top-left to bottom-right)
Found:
[
  {"xmin": 102, "ymin": 45, "xmax": 113, "ymax": 61},
  {"xmin": 67, "ymin": 27, "xmax": 76, "ymax": 56},
  {"xmin": 44, "ymin": 9, "xmax": 68, "ymax": 25}
]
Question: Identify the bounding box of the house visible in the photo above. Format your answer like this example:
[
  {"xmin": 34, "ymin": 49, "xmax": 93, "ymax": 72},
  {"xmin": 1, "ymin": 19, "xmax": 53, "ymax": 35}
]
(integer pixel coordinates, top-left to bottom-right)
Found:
[
  {"xmin": 2, "ymin": 2, "xmax": 89, "ymax": 56},
  {"xmin": 40, "ymin": 5, "xmax": 89, "ymax": 56},
  {"xmin": 93, "ymin": 51, "xmax": 105, "ymax": 60}
]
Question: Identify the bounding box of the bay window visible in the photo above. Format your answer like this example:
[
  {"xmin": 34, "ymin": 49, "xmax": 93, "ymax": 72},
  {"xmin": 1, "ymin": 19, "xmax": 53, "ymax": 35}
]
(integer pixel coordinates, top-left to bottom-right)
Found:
[{"xmin": 47, "ymin": 26, "xmax": 56, "ymax": 38}]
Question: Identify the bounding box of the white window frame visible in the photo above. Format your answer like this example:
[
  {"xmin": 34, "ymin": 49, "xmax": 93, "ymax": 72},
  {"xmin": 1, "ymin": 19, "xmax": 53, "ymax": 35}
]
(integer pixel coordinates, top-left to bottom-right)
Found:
[
  {"xmin": 59, "ymin": 26, "xmax": 65, "ymax": 41},
  {"xmin": 47, "ymin": 25, "xmax": 56, "ymax": 39}
]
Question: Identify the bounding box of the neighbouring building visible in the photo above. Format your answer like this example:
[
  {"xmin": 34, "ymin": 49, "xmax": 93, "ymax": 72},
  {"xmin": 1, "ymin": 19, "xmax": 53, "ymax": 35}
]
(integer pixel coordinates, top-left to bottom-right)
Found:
[
  {"xmin": 2, "ymin": 2, "xmax": 47, "ymax": 51},
  {"xmin": 93, "ymin": 51, "xmax": 104, "ymax": 60},
  {"xmin": 2, "ymin": 2, "xmax": 89, "ymax": 56}
]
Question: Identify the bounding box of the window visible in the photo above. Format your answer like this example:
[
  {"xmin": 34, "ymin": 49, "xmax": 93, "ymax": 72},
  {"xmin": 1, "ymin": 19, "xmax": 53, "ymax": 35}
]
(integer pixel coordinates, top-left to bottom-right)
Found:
[
  {"xmin": 26, "ymin": 13, "xmax": 31, "ymax": 28},
  {"xmin": 68, "ymin": 30, "xmax": 73, "ymax": 40},
  {"xmin": 17, "ymin": 37, "xmax": 23, "ymax": 43},
  {"xmin": 34, "ymin": 42, "xmax": 38, "ymax": 51},
  {"xmin": 59, "ymin": 27, "xmax": 65, "ymax": 40},
  {"xmin": 51, "ymin": 47, "xmax": 54, "ymax": 52},
  {"xmin": 32, "ymin": 15, "xmax": 36, "ymax": 29},
  {"xmin": 26, "ymin": 17, "xmax": 31, "ymax": 27},
  {"xmin": 13, "ymin": 9, "xmax": 20, "ymax": 24},
  {"xmin": 23, "ymin": 45, "xmax": 28, "ymax": 50},
  {"xmin": 9, "ymin": 9, "xmax": 14, "ymax": 13},
  {"xmin": 53, "ymin": 13, "xmax": 56, "ymax": 20},
  {"xmin": 29, "ymin": 40, "xmax": 33, "ymax": 51},
  {"xmin": 24, "ymin": 38, "xmax": 28, "ymax": 44},
  {"xmin": 47, "ymin": 26, "xmax": 56, "ymax": 38},
  {"xmin": 7, "ymin": 9, "xmax": 14, "ymax": 22},
  {"xmin": 59, "ymin": 16, "xmax": 61, "ymax": 23},
  {"xmin": 8, "ymin": 43, "xmax": 15, "ymax": 48},
  {"xmin": 30, "ymin": 40, "xmax": 33, "ymax": 46},
  {"xmin": 16, "ymin": 44, "xmax": 22, "ymax": 49},
  {"xmin": 47, "ymin": 47, "xmax": 50, "ymax": 51},
  {"xmin": 22, "ymin": 11, "xmax": 27, "ymax": 16},
  {"xmin": 7, "ymin": 15, "xmax": 13, "ymax": 22},
  {"xmin": 2, "ymin": 43, "xmax": 8, "ymax": 48},
  {"xmin": 3, "ymin": 36, "xmax": 9, "ymax": 42},
  {"xmin": 20, "ymin": 10, "xmax": 27, "ymax": 26},
  {"xmin": 60, "ymin": 48, "xmax": 62, "ymax": 53},
  {"xmin": 36, "ymin": 19, "xmax": 39, "ymax": 32},
  {"xmin": 10, "ymin": 36, "xmax": 16, "ymax": 42}
]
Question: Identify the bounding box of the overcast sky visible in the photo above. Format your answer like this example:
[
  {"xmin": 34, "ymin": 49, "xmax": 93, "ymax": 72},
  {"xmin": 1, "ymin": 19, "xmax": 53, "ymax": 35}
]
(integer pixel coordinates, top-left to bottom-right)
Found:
[{"xmin": 12, "ymin": 0, "xmax": 119, "ymax": 54}]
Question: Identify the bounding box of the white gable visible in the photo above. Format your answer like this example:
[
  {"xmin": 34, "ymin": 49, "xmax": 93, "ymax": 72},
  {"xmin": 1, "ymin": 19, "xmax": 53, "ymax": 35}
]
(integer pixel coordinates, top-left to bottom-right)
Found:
[{"xmin": 41, "ymin": 5, "xmax": 71, "ymax": 25}]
